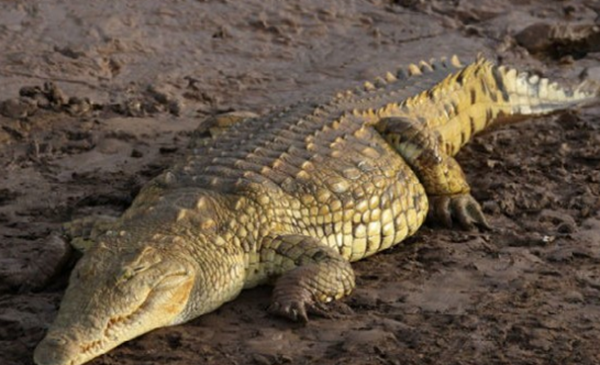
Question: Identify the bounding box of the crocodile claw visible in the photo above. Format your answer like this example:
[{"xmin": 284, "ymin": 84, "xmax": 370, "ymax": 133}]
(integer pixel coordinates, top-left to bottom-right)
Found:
[
  {"xmin": 268, "ymin": 288, "xmax": 331, "ymax": 323},
  {"xmin": 428, "ymin": 193, "xmax": 490, "ymax": 230}
]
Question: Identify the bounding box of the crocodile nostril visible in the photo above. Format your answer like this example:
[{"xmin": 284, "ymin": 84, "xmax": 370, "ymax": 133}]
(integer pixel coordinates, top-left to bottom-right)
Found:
[{"xmin": 48, "ymin": 336, "xmax": 68, "ymax": 346}]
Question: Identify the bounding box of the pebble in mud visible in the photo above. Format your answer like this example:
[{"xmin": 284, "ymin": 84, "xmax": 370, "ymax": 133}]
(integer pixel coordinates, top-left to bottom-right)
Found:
[
  {"xmin": 514, "ymin": 23, "xmax": 555, "ymax": 55},
  {"xmin": 1, "ymin": 82, "xmax": 92, "ymax": 118},
  {"xmin": 65, "ymin": 97, "xmax": 93, "ymax": 116},
  {"xmin": 564, "ymin": 290, "xmax": 585, "ymax": 303},
  {"xmin": 113, "ymin": 84, "xmax": 185, "ymax": 117},
  {"xmin": 0, "ymin": 97, "xmax": 38, "ymax": 118},
  {"xmin": 0, "ymin": 234, "xmax": 72, "ymax": 292},
  {"xmin": 26, "ymin": 234, "xmax": 73, "ymax": 290},
  {"xmin": 515, "ymin": 22, "xmax": 600, "ymax": 59},
  {"xmin": 2, "ymin": 81, "xmax": 185, "ymax": 119}
]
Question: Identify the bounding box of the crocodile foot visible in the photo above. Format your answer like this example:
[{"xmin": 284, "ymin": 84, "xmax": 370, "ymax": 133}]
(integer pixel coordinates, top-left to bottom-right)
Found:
[
  {"xmin": 428, "ymin": 193, "xmax": 490, "ymax": 230},
  {"xmin": 63, "ymin": 215, "xmax": 118, "ymax": 252},
  {"xmin": 268, "ymin": 287, "xmax": 331, "ymax": 323}
]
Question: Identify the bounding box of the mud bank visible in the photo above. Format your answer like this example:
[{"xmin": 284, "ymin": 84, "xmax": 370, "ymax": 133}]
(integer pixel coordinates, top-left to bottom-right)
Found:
[{"xmin": 1, "ymin": 1, "xmax": 599, "ymax": 364}]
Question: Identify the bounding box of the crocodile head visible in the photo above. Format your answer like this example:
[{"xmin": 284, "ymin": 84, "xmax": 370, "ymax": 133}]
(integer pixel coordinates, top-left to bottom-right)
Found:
[{"xmin": 33, "ymin": 242, "xmax": 197, "ymax": 365}]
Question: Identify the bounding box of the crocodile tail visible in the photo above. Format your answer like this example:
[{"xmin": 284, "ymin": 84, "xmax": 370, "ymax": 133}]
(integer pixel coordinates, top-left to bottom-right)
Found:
[
  {"xmin": 496, "ymin": 63, "xmax": 599, "ymax": 116},
  {"xmin": 405, "ymin": 56, "xmax": 599, "ymax": 156}
]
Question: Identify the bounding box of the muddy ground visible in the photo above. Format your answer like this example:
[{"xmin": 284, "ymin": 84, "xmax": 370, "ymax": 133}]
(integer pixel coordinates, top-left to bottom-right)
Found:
[{"xmin": 1, "ymin": 0, "xmax": 600, "ymax": 364}]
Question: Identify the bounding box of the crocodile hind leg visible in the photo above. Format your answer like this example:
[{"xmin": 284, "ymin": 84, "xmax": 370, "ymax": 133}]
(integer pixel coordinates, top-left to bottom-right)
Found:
[
  {"xmin": 63, "ymin": 215, "xmax": 118, "ymax": 252},
  {"xmin": 375, "ymin": 116, "xmax": 489, "ymax": 229},
  {"xmin": 260, "ymin": 234, "xmax": 355, "ymax": 322}
]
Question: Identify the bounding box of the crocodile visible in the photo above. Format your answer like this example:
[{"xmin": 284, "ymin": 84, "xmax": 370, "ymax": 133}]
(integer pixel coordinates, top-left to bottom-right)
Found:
[{"xmin": 33, "ymin": 55, "xmax": 598, "ymax": 365}]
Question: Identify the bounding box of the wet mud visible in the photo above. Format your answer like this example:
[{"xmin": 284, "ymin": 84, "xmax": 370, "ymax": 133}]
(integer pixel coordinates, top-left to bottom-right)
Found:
[{"xmin": 1, "ymin": 1, "xmax": 599, "ymax": 364}]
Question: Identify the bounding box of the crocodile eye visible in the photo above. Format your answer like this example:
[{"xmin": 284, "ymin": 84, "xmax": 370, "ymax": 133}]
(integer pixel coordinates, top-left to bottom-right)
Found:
[
  {"xmin": 117, "ymin": 268, "xmax": 135, "ymax": 283},
  {"xmin": 133, "ymin": 265, "xmax": 147, "ymax": 273},
  {"xmin": 116, "ymin": 265, "xmax": 148, "ymax": 283}
]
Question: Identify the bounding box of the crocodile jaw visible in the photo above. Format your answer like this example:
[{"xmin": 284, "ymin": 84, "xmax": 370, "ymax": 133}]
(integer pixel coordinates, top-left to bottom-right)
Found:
[{"xmin": 33, "ymin": 245, "xmax": 196, "ymax": 365}]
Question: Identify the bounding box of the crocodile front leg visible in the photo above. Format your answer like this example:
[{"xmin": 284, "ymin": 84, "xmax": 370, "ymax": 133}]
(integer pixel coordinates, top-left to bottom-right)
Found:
[
  {"xmin": 63, "ymin": 215, "xmax": 118, "ymax": 252},
  {"xmin": 376, "ymin": 116, "xmax": 489, "ymax": 229},
  {"xmin": 259, "ymin": 234, "xmax": 355, "ymax": 322}
]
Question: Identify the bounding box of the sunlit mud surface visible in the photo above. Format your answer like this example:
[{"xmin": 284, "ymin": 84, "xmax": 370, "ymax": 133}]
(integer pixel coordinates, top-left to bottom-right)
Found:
[{"xmin": 1, "ymin": 1, "xmax": 599, "ymax": 364}]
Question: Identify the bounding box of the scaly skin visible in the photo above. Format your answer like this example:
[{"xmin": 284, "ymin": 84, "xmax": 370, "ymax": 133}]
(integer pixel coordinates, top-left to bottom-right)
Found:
[{"xmin": 34, "ymin": 55, "xmax": 598, "ymax": 365}]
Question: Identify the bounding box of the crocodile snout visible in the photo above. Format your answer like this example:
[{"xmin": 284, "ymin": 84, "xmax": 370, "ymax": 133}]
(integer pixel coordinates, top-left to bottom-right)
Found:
[{"xmin": 33, "ymin": 334, "xmax": 77, "ymax": 365}]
